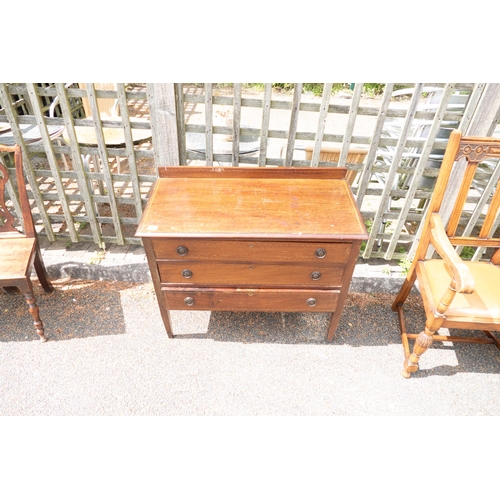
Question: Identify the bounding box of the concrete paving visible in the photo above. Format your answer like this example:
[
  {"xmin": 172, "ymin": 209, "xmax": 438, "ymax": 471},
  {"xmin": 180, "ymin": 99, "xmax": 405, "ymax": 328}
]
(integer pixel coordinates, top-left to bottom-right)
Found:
[{"xmin": 1, "ymin": 239, "xmax": 500, "ymax": 416}]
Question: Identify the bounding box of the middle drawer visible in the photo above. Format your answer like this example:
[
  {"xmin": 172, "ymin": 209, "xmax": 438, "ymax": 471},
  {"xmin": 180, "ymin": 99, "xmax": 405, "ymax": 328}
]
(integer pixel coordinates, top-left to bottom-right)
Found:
[{"xmin": 158, "ymin": 262, "xmax": 344, "ymax": 287}]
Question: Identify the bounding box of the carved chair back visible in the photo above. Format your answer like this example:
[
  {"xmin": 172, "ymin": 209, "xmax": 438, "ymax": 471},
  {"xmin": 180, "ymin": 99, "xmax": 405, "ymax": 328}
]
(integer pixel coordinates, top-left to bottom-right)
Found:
[
  {"xmin": 0, "ymin": 145, "xmax": 35, "ymax": 238},
  {"xmin": 414, "ymin": 130, "xmax": 500, "ymax": 265}
]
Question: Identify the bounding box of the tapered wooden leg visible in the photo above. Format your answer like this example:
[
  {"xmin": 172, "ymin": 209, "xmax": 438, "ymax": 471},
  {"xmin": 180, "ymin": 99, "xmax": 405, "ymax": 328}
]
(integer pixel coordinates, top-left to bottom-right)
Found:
[
  {"xmin": 327, "ymin": 310, "xmax": 342, "ymax": 341},
  {"xmin": 23, "ymin": 291, "xmax": 47, "ymax": 342}
]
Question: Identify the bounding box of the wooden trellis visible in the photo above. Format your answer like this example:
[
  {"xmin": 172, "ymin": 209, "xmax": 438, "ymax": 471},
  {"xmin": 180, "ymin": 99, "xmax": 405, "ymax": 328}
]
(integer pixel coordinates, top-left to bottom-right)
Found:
[
  {"xmin": 1, "ymin": 82, "xmax": 500, "ymax": 260},
  {"xmin": 0, "ymin": 83, "xmax": 155, "ymax": 246}
]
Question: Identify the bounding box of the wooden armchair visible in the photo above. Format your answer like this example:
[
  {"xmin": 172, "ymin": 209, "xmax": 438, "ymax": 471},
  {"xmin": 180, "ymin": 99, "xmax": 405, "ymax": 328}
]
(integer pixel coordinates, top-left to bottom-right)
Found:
[
  {"xmin": 0, "ymin": 145, "xmax": 53, "ymax": 341},
  {"xmin": 393, "ymin": 130, "xmax": 500, "ymax": 378}
]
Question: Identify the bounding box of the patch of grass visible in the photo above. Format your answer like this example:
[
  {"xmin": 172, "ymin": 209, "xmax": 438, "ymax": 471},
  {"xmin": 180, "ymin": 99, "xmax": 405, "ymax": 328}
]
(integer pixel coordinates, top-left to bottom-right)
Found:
[
  {"xmin": 87, "ymin": 242, "xmax": 107, "ymax": 265},
  {"xmin": 399, "ymin": 257, "xmax": 412, "ymax": 276},
  {"xmin": 242, "ymin": 83, "xmax": 349, "ymax": 96},
  {"xmin": 460, "ymin": 246, "xmax": 475, "ymax": 260},
  {"xmin": 363, "ymin": 83, "xmax": 386, "ymax": 96}
]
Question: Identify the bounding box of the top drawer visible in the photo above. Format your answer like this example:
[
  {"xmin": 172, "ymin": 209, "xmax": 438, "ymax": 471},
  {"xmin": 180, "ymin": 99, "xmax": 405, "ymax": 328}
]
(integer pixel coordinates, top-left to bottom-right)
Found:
[{"xmin": 151, "ymin": 239, "xmax": 352, "ymax": 264}]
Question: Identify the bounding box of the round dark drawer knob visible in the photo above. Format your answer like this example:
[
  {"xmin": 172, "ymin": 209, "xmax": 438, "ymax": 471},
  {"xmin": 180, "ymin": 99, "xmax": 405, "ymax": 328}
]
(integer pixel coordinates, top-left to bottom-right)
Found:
[
  {"xmin": 315, "ymin": 248, "xmax": 327, "ymax": 259},
  {"xmin": 176, "ymin": 245, "xmax": 188, "ymax": 256},
  {"xmin": 182, "ymin": 269, "xmax": 193, "ymax": 279},
  {"xmin": 310, "ymin": 271, "xmax": 322, "ymax": 280},
  {"xmin": 184, "ymin": 297, "xmax": 195, "ymax": 306},
  {"xmin": 306, "ymin": 298, "xmax": 317, "ymax": 307}
]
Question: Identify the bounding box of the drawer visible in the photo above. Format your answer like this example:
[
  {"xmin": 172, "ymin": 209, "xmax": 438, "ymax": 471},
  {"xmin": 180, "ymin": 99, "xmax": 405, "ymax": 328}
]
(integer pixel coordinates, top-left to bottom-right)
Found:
[
  {"xmin": 162, "ymin": 287, "xmax": 339, "ymax": 312},
  {"xmin": 152, "ymin": 239, "xmax": 352, "ymax": 264},
  {"xmin": 157, "ymin": 262, "xmax": 344, "ymax": 287}
]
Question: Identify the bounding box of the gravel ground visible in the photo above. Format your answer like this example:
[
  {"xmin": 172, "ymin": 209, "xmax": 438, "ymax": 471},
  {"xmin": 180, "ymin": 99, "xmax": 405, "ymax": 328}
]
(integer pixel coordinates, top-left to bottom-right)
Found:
[{"xmin": 1, "ymin": 278, "xmax": 500, "ymax": 416}]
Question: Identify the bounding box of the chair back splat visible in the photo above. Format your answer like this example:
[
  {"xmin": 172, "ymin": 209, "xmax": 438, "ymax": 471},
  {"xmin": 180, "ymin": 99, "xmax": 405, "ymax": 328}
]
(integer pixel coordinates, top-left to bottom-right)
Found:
[
  {"xmin": 392, "ymin": 130, "xmax": 500, "ymax": 378},
  {"xmin": 0, "ymin": 145, "xmax": 35, "ymax": 237}
]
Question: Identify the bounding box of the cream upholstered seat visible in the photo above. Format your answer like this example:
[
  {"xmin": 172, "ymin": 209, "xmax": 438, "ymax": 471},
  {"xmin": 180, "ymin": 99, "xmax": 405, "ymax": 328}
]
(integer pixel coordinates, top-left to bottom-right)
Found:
[{"xmin": 418, "ymin": 260, "xmax": 500, "ymax": 324}]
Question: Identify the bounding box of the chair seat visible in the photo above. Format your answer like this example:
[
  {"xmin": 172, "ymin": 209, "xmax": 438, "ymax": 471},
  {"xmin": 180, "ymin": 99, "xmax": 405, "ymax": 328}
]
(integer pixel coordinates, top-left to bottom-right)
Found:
[
  {"xmin": 0, "ymin": 237, "xmax": 36, "ymax": 279},
  {"xmin": 418, "ymin": 259, "xmax": 500, "ymax": 323}
]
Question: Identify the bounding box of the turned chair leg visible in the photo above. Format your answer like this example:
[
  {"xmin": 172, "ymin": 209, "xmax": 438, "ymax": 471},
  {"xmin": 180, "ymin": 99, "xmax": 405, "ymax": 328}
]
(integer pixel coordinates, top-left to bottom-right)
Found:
[
  {"xmin": 19, "ymin": 281, "xmax": 47, "ymax": 342},
  {"xmin": 401, "ymin": 278, "xmax": 456, "ymax": 378},
  {"xmin": 402, "ymin": 326, "xmax": 435, "ymax": 378},
  {"xmin": 24, "ymin": 291, "xmax": 47, "ymax": 342}
]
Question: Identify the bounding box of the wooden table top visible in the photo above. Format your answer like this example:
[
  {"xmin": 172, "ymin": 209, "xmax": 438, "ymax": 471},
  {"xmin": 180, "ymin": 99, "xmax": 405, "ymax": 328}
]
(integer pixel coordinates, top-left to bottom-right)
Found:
[
  {"xmin": 63, "ymin": 118, "xmax": 152, "ymax": 147},
  {"xmin": 137, "ymin": 167, "xmax": 367, "ymax": 240},
  {"xmin": 0, "ymin": 124, "xmax": 64, "ymax": 146}
]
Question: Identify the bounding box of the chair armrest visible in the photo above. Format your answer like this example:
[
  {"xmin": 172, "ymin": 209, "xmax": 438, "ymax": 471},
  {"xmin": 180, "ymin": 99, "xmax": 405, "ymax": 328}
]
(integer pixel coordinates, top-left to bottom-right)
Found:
[{"xmin": 429, "ymin": 213, "xmax": 475, "ymax": 294}]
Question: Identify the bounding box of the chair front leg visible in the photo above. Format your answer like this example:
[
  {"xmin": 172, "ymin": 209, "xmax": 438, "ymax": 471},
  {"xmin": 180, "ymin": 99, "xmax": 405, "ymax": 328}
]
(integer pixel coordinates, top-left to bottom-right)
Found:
[
  {"xmin": 19, "ymin": 281, "xmax": 47, "ymax": 342},
  {"xmin": 402, "ymin": 278, "xmax": 457, "ymax": 378},
  {"xmin": 402, "ymin": 325, "xmax": 437, "ymax": 378}
]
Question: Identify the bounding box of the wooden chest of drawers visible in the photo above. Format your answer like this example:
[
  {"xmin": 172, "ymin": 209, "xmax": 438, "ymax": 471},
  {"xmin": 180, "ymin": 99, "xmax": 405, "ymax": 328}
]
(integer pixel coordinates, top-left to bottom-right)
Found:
[{"xmin": 136, "ymin": 166, "xmax": 367, "ymax": 341}]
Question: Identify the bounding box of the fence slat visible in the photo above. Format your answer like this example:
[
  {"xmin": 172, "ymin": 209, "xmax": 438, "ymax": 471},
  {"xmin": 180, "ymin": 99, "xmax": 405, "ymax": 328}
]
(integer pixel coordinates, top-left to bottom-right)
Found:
[
  {"xmin": 384, "ymin": 83, "xmax": 457, "ymax": 258},
  {"xmin": 3, "ymin": 83, "xmax": 498, "ymax": 258},
  {"xmin": 457, "ymin": 83, "xmax": 487, "ymax": 133},
  {"xmin": 439, "ymin": 83, "xmax": 500, "ymax": 227},
  {"xmin": 410, "ymin": 84, "xmax": 490, "ymax": 259},
  {"xmin": 258, "ymin": 83, "xmax": 272, "ymax": 166},
  {"xmin": 362, "ymin": 83, "xmax": 425, "ymax": 258},
  {"xmin": 232, "ymin": 83, "xmax": 242, "ymax": 166},
  {"xmin": 25, "ymin": 83, "xmax": 79, "ymax": 242},
  {"xmin": 146, "ymin": 83, "xmax": 179, "ymax": 166},
  {"xmin": 115, "ymin": 83, "xmax": 144, "ymax": 224},
  {"xmin": 355, "ymin": 83, "xmax": 395, "ymax": 206},
  {"xmin": 204, "ymin": 83, "xmax": 214, "ymax": 166},
  {"xmin": 85, "ymin": 83, "xmax": 124, "ymax": 245},
  {"xmin": 310, "ymin": 83, "xmax": 333, "ymax": 167},
  {"xmin": 55, "ymin": 83, "xmax": 102, "ymax": 245},
  {"xmin": 0, "ymin": 83, "xmax": 55, "ymax": 240},
  {"xmin": 339, "ymin": 83, "xmax": 364, "ymax": 166},
  {"xmin": 284, "ymin": 84, "xmax": 303, "ymax": 166},
  {"xmin": 175, "ymin": 84, "xmax": 187, "ymax": 165}
]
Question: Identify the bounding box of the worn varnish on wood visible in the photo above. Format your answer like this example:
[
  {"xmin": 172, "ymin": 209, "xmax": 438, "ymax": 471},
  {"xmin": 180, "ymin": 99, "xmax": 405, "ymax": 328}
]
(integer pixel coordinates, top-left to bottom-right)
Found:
[{"xmin": 136, "ymin": 166, "xmax": 367, "ymax": 340}]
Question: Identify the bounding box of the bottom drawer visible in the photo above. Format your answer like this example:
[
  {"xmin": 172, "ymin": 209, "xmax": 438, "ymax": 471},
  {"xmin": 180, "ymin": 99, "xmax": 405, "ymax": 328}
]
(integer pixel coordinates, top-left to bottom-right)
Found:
[{"xmin": 162, "ymin": 287, "xmax": 339, "ymax": 312}]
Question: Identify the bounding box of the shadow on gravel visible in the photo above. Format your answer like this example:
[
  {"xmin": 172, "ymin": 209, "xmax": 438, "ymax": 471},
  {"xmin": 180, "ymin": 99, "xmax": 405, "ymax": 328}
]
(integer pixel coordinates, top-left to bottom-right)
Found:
[
  {"xmin": 180, "ymin": 292, "xmax": 500, "ymax": 377},
  {"xmin": 0, "ymin": 279, "xmax": 138, "ymax": 343},
  {"xmin": 180, "ymin": 293, "xmax": 419, "ymax": 346}
]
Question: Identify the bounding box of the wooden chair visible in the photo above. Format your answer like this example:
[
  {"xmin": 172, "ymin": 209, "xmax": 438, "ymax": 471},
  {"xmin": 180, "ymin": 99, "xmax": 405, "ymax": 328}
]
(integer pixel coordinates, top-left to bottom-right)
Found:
[
  {"xmin": 304, "ymin": 145, "xmax": 368, "ymax": 185},
  {"xmin": 279, "ymin": 144, "xmax": 368, "ymax": 185},
  {"xmin": 393, "ymin": 130, "xmax": 500, "ymax": 378},
  {"xmin": 0, "ymin": 145, "xmax": 54, "ymax": 341}
]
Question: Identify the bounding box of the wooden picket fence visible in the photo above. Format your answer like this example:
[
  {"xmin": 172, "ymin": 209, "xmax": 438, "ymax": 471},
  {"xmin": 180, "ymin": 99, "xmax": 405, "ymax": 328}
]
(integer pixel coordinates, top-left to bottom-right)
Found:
[{"xmin": 1, "ymin": 82, "xmax": 500, "ymax": 261}]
